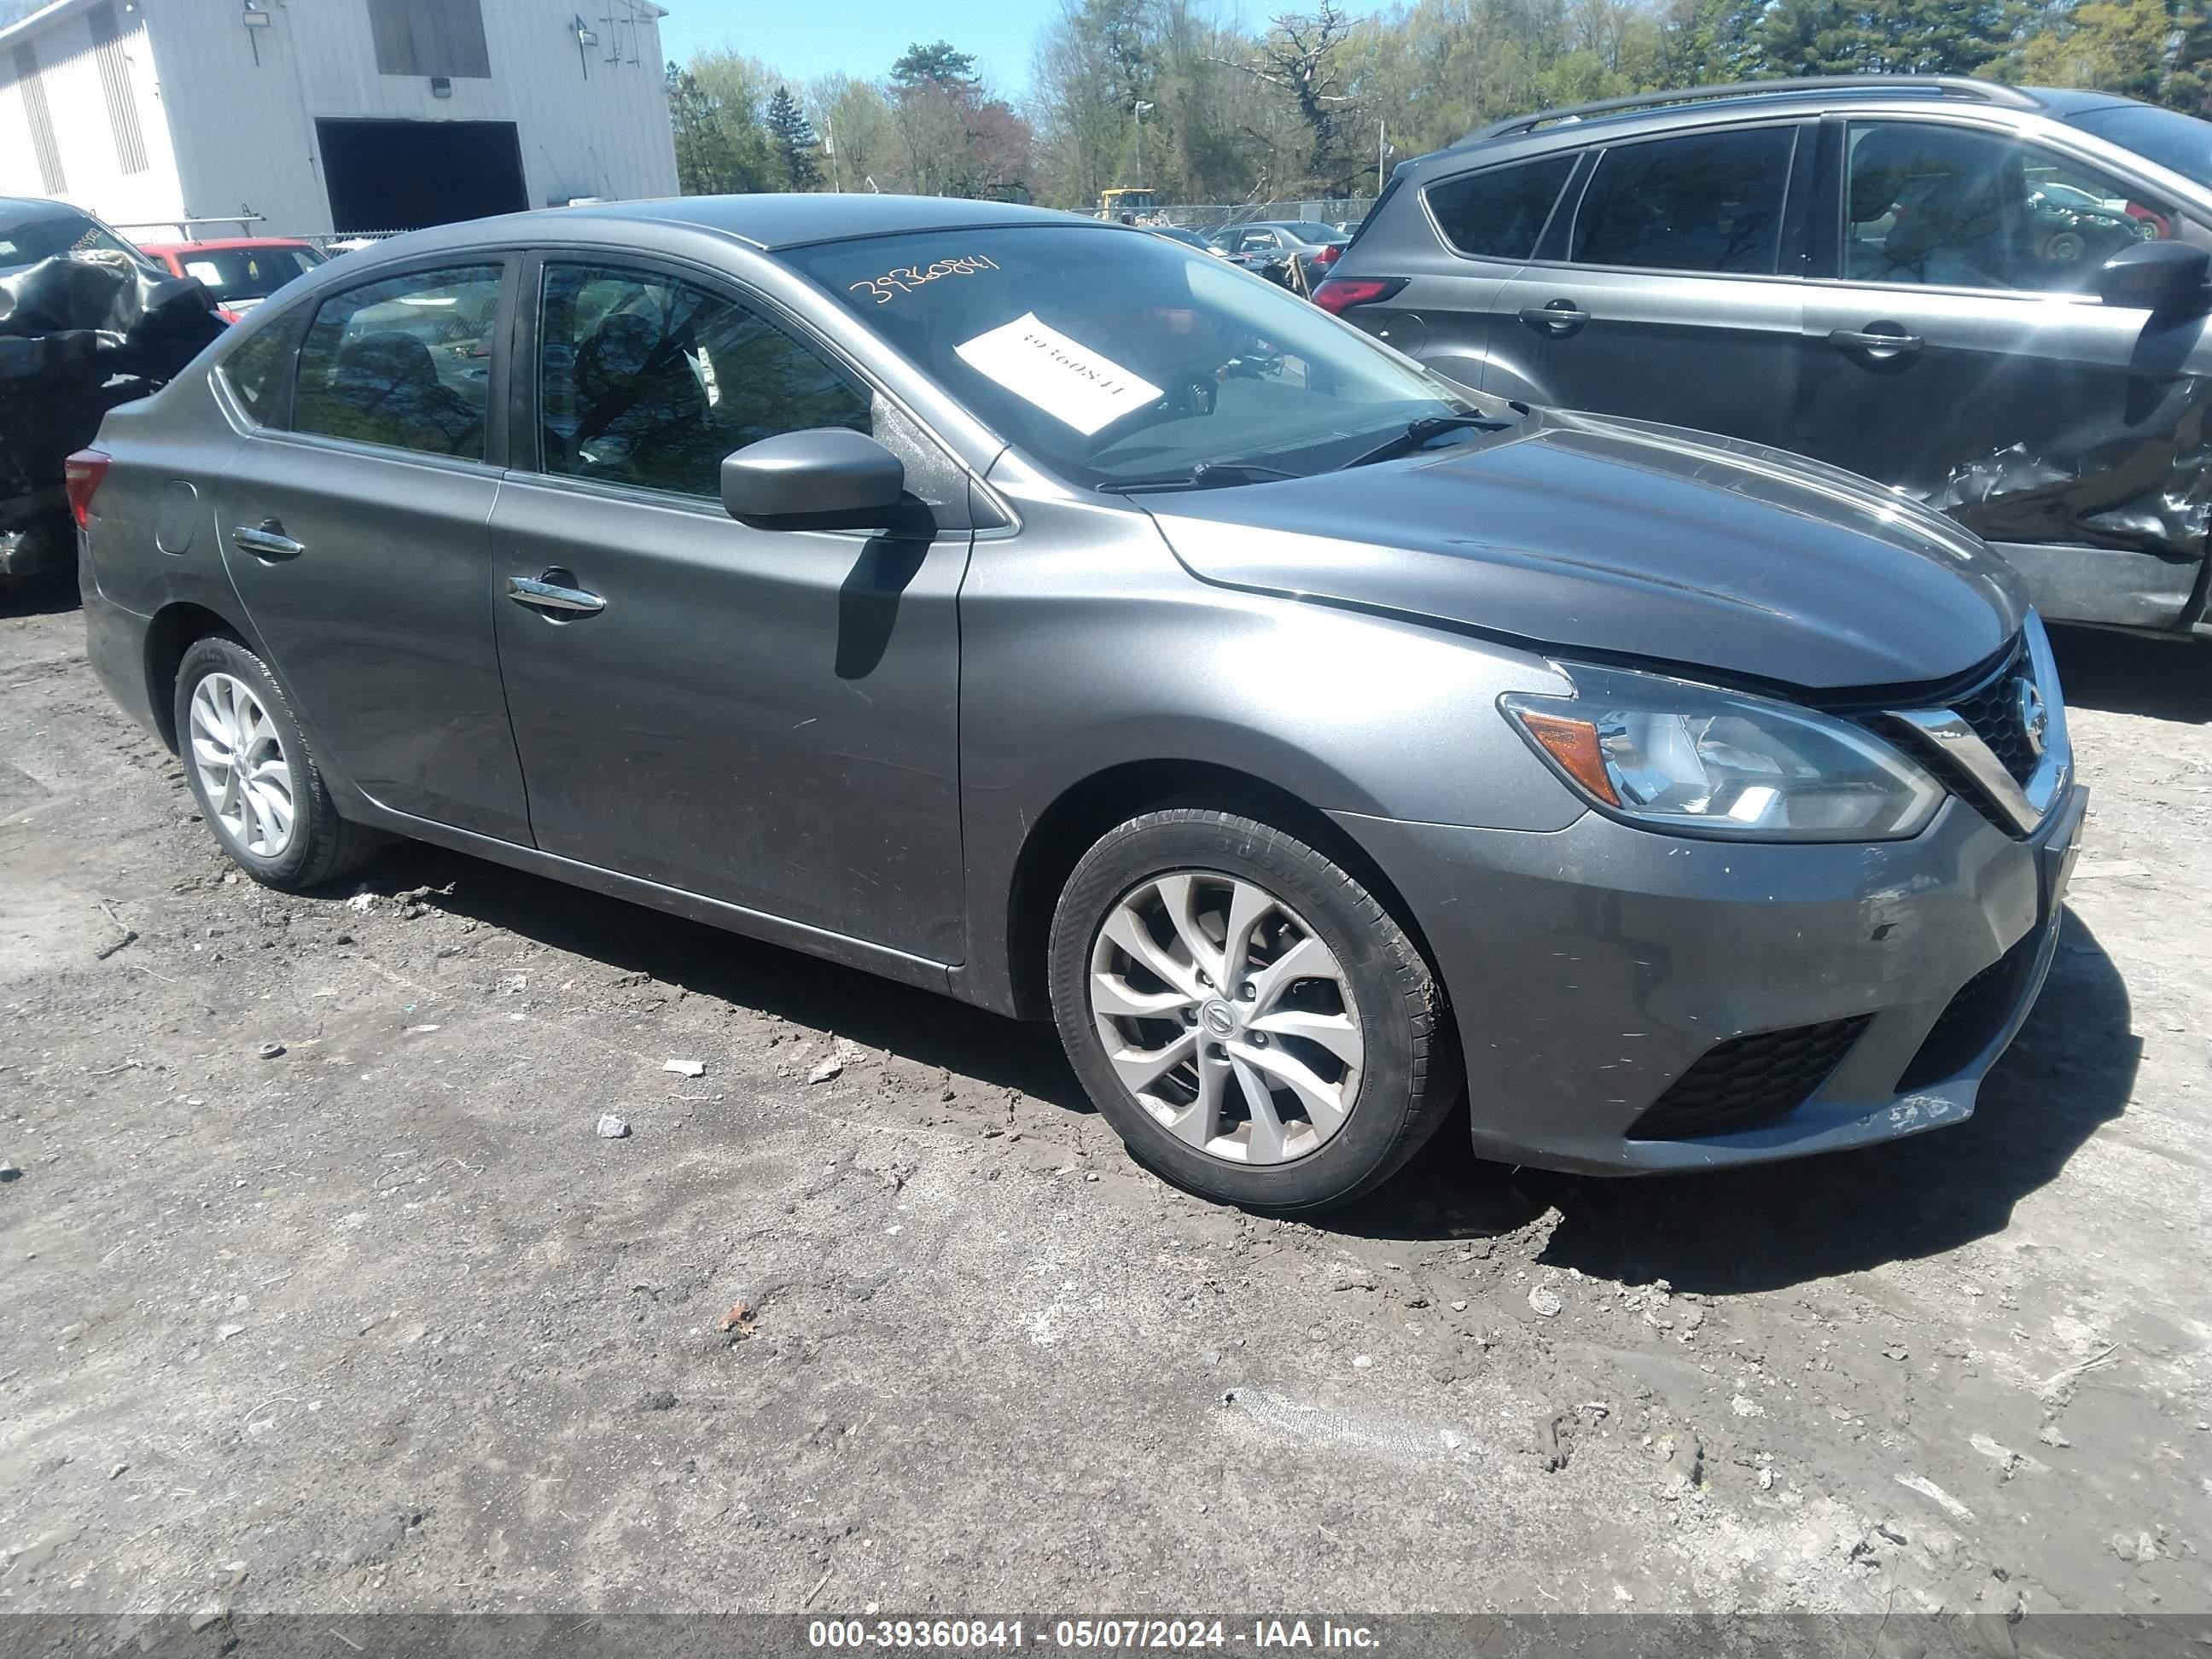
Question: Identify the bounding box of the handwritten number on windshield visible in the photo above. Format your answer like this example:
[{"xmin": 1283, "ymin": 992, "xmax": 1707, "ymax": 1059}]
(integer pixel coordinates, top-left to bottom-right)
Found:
[{"xmin": 849, "ymin": 254, "xmax": 1000, "ymax": 306}]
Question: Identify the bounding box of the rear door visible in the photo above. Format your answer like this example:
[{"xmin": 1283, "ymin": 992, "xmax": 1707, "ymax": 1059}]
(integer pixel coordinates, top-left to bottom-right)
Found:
[
  {"xmin": 1796, "ymin": 115, "xmax": 2208, "ymax": 627},
  {"xmin": 211, "ymin": 256, "xmax": 533, "ymax": 842},
  {"xmin": 1333, "ymin": 153, "xmax": 1579, "ymax": 387},
  {"xmin": 1491, "ymin": 119, "xmax": 1810, "ymax": 442},
  {"xmin": 487, "ymin": 253, "xmax": 971, "ymax": 962}
]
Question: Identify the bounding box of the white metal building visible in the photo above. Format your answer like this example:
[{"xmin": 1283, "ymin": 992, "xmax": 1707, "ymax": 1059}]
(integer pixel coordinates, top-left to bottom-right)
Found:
[{"xmin": 0, "ymin": 0, "xmax": 679, "ymax": 237}]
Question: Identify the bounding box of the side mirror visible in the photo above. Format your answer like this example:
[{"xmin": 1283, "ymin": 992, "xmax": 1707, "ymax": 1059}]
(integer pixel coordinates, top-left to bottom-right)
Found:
[
  {"xmin": 719, "ymin": 428, "xmax": 905, "ymax": 531},
  {"xmin": 2093, "ymin": 239, "xmax": 2211, "ymax": 314}
]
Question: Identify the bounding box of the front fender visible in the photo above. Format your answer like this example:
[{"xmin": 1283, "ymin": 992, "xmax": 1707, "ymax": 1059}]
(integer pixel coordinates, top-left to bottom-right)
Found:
[{"xmin": 952, "ymin": 501, "xmax": 1585, "ymax": 1012}]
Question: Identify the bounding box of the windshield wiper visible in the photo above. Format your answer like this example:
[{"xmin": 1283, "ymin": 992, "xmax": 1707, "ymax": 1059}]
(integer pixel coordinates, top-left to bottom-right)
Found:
[
  {"xmin": 1103, "ymin": 461, "xmax": 1303, "ymax": 495},
  {"xmin": 1341, "ymin": 412, "xmax": 1505, "ymax": 469}
]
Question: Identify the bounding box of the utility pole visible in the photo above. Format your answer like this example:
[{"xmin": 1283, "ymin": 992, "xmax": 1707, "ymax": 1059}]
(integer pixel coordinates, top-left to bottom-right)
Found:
[
  {"xmin": 1132, "ymin": 99, "xmax": 1154, "ymax": 187},
  {"xmin": 1377, "ymin": 120, "xmax": 1394, "ymax": 194}
]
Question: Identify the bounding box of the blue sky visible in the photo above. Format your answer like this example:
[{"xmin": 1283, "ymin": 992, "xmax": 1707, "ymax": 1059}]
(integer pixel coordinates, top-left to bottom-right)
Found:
[{"xmin": 656, "ymin": 0, "xmax": 1074, "ymax": 94}]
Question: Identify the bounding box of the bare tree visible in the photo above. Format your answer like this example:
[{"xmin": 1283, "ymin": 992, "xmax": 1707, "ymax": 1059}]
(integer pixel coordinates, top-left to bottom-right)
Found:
[{"xmin": 1210, "ymin": 0, "xmax": 1359, "ymax": 194}]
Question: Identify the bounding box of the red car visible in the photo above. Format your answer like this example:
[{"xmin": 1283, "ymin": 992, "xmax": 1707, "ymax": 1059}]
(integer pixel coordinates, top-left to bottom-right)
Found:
[{"xmin": 137, "ymin": 237, "xmax": 326, "ymax": 323}]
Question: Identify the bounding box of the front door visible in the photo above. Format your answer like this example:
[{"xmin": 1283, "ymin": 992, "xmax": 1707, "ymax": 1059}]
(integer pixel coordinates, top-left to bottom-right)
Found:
[
  {"xmin": 1796, "ymin": 117, "xmax": 2208, "ymax": 626},
  {"xmin": 1490, "ymin": 120, "xmax": 1808, "ymax": 443},
  {"xmin": 212, "ymin": 257, "xmax": 532, "ymax": 842},
  {"xmin": 489, "ymin": 256, "xmax": 970, "ymax": 962}
]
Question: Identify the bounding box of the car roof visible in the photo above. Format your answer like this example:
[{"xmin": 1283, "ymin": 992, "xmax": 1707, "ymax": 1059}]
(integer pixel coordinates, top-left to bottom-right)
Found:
[
  {"xmin": 1453, "ymin": 74, "xmax": 2048, "ymax": 147},
  {"xmin": 1404, "ymin": 76, "xmax": 2171, "ymax": 186},
  {"xmin": 382, "ymin": 193, "xmax": 1090, "ymax": 256}
]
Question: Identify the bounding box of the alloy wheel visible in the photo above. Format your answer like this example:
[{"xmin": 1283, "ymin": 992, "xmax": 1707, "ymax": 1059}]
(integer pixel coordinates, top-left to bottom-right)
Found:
[
  {"xmin": 1087, "ymin": 870, "xmax": 1364, "ymax": 1165},
  {"xmin": 189, "ymin": 672, "xmax": 296, "ymax": 859}
]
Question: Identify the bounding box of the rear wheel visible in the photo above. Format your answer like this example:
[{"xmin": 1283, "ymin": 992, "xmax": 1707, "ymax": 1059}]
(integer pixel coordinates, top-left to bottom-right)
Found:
[
  {"xmin": 174, "ymin": 635, "xmax": 381, "ymax": 891},
  {"xmin": 1048, "ymin": 808, "xmax": 1458, "ymax": 1210}
]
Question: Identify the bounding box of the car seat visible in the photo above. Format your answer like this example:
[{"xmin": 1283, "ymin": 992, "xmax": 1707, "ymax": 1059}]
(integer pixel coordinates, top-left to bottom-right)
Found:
[
  {"xmin": 1852, "ymin": 127, "xmax": 2019, "ymax": 289},
  {"xmin": 573, "ymin": 309, "xmax": 707, "ymax": 484},
  {"xmin": 323, "ymin": 331, "xmax": 480, "ymax": 456}
]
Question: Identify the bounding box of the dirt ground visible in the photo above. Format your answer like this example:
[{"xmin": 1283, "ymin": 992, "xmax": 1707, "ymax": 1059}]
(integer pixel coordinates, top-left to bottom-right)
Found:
[{"xmin": 1, "ymin": 594, "xmax": 2208, "ymax": 1624}]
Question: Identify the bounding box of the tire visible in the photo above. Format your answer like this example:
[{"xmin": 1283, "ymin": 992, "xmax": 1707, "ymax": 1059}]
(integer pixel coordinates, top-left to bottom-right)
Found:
[
  {"xmin": 173, "ymin": 635, "xmax": 382, "ymax": 892},
  {"xmin": 1048, "ymin": 808, "xmax": 1458, "ymax": 1211}
]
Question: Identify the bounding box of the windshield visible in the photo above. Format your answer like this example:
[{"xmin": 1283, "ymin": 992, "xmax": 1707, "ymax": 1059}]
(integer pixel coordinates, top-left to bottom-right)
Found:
[
  {"xmin": 1280, "ymin": 221, "xmax": 1343, "ymax": 242},
  {"xmin": 0, "ymin": 212, "xmax": 153, "ymax": 277},
  {"xmin": 786, "ymin": 225, "xmax": 1469, "ymax": 490},
  {"xmin": 174, "ymin": 245, "xmax": 323, "ymax": 301},
  {"xmin": 2071, "ymin": 102, "xmax": 2212, "ymax": 192}
]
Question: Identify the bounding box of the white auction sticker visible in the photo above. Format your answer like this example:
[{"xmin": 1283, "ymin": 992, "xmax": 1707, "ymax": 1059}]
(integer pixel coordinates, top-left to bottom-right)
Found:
[{"xmin": 954, "ymin": 312, "xmax": 1162, "ymax": 436}]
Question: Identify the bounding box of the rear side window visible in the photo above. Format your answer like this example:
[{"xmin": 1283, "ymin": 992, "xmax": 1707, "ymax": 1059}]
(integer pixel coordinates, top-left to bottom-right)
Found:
[
  {"xmin": 1571, "ymin": 125, "xmax": 1796, "ymax": 275},
  {"xmin": 1426, "ymin": 154, "xmax": 1576, "ymax": 260},
  {"xmin": 294, "ymin": 263, "xmax": 503, "ymax": 459},
  {"xmin": 219, "ymin": 320, "xmax": 297, "ymax": 425}
]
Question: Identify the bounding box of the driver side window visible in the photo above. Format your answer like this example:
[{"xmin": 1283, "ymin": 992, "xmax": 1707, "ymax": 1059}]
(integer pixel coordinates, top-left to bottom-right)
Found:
[
  {"xmin": 1843, "ymin": 121, "xmax": 2180, "ymax": 293},
  {"xmin": 536, "ymin": 261, "xmax": 870, "ymax": 500}
]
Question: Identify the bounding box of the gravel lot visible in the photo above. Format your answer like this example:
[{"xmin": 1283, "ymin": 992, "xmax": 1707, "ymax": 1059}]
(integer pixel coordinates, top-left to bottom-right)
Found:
[{"xmin": 1, "ymin": 594, "xmax": 2208, "ymax": 1623}]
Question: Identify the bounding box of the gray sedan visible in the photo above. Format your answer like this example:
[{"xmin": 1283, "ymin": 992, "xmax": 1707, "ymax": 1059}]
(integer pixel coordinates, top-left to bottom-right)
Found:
[{"xmin": 71, "ymin": 195, "xmax": 2085, "ymax": 1209}]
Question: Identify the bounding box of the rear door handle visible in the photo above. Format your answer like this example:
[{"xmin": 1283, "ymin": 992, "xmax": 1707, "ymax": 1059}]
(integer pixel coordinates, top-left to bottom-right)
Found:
[
  {"xmin": 1829, "ymin": 328, "xmax": 1924, "ymax": 357},
  {"xmin": 1520, "ymin": 302, "xmax": 1590, "ymax": 335},
  {"xmin": 507, "ymin": 572, "xmax": 605, "ymax": 617},
  {"xmin": 230, "ymin": 521, "xmax": 305, "ymax": 560}
]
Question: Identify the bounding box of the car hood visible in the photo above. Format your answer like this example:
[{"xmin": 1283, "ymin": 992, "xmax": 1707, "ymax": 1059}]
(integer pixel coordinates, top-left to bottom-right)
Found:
[{"xmin": 1144, "ymin": 407, "xmax": 2026, "ymax": 692}]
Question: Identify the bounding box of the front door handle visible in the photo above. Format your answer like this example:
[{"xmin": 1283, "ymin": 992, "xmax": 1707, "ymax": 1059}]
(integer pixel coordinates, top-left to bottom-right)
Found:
[
  {"xmin": 507, "ymin": 572, "xmax": 605, "ymax": 617},
  {"xmin": 1520, "ymin": 301, "xmax": 1590, "ymax": 335},
  {"xmin": 1829, "ymin": 327, "xmax": 1924, "ymax": 358},
  {"xmin": 230, "ymin": 521, "xmax": 305, "ymax": 561}
]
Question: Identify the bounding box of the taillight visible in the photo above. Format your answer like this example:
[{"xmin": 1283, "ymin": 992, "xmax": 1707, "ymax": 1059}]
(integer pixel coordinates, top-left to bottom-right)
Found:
[
  {"xmin": 64, "ymin": 450, "xmax": 110, "ymax": 529},
  {"xmin": 1313, "ymin": 243, "xmax": 1342, "ymax": 267},
  {"xmin": 1312, "ymin": 276, "xmax": 1405, "ymax": 317}
]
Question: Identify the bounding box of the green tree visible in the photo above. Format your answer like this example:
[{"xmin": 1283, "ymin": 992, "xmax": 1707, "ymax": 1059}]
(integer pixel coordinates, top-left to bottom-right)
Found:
[
  {"xmin": 684, "ymin": 49, "xmax": 781, "ymax": 191},
  {"xmin": 2005, "ymin": 0, "xmax": 2190, "ymax": 103},
  {"xmin": 765, "ymin": 84, "xmax": 824, "ymax": 190},
  {"xmin": 667, "ymin": 63, "xmax": 742, "ymax": 196},
  {"xmin": 1759, "ymin": 0, "xmax": 2025, "ymax": 77},
  {"xmin": 806, "ymin": 74, "xmax": 901, "ymax": 192},
  {"xmin": 890, "ymin": 40, "xmax": 981, "ymax": 90}
]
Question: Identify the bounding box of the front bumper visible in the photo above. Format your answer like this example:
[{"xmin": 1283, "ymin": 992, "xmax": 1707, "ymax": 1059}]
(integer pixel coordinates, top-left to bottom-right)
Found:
[{"xmin": 1336, "ymin": 781, "xmax": 2087, "ymax": 1174}]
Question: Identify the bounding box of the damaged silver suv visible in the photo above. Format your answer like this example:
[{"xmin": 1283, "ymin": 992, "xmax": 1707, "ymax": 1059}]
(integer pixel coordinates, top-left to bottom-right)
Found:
[{"xmin": 1324, "ymin": 75, "xmax": 2212, "ymax": 638}]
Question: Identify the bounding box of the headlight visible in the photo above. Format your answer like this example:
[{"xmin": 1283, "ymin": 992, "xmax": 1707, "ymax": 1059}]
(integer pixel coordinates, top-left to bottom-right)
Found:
[{"xmin": 1500, "ymin": 665, "xmax": 1944, "ymax": 841}]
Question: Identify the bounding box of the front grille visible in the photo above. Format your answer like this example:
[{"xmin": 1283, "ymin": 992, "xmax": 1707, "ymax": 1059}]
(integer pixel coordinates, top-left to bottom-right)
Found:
[
  {"xmin": 1632, "ymin": 1016, "xmax": 1870, "ymax": 1140},
  {"xmin": 1950, "ymin": 642, "xmax": 2039, "ymax": 786},
  {"xmin": 1895, "ymin": 929, "xmax": 2039, "ymax": 1091}
]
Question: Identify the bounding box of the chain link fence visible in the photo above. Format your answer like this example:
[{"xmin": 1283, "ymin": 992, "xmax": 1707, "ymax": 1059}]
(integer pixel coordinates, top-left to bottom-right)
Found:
[{"xmin": 1152, "ymin": 198, "xmax": 1376, "ymax": 233}]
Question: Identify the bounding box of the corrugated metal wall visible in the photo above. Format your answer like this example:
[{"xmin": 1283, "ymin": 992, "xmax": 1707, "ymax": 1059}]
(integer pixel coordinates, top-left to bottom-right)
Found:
[
  {"xmin": 144, "ymin": 0, "xmax": 679, "ymax": 236},
  {"xmin": 0, "ymin": 6, "xmax": 188, "ymax": 226}
]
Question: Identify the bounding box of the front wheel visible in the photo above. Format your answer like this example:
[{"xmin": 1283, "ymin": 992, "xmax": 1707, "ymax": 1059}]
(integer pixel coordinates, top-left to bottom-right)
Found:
[{"xmin": 1048, "ymin": 809, "xmax": 1458, "ymax": 1210}]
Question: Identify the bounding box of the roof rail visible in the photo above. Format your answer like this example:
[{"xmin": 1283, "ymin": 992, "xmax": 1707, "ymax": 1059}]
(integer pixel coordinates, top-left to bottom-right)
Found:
[{"xmin": 1457, "ymin": 75, "xmax": 2041, "ymax": 146}]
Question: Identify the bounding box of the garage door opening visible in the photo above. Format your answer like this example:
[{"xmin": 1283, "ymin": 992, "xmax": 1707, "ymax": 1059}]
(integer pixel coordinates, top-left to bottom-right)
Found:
[{"xmin": 317, "ymin": 119, "xmax": 527, "ymax": 233}]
